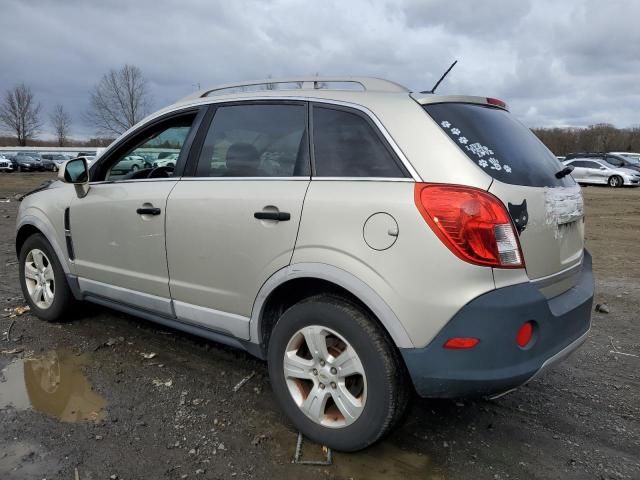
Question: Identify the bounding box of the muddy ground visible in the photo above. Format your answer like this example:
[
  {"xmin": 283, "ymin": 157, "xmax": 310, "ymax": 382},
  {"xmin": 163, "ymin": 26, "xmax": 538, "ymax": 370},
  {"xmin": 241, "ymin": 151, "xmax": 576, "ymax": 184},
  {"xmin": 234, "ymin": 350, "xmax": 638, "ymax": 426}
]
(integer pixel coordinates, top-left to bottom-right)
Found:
[{"xmin": 0, "ymin": 173, "xmax": 638, "ymax": 480}]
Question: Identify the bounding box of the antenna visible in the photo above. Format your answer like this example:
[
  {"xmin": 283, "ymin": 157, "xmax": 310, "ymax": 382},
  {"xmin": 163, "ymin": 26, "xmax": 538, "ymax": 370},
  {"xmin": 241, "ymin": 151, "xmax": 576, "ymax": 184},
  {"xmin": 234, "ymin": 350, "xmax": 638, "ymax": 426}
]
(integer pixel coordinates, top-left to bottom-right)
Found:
[{"xmin": 421, "ymin": 60, "xmax": 458, "ymax": 94}]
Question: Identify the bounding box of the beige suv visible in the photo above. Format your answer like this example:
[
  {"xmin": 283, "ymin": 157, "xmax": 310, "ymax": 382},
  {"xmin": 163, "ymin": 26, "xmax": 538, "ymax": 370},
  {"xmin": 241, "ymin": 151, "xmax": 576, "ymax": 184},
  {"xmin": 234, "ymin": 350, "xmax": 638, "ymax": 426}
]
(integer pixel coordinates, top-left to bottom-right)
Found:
[{"xmin": 16, "ymin": 77, "xmax": 593, "ymax": 451}]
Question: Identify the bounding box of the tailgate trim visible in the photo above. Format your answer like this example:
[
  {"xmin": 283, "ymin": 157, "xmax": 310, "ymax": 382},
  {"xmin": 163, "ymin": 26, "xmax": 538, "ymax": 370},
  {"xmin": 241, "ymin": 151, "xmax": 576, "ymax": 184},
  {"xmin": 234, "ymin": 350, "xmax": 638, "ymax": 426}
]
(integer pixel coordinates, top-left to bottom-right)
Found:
[{"xmin": 530, "ymin": 253, "xmax": 584, "ymax": 289}]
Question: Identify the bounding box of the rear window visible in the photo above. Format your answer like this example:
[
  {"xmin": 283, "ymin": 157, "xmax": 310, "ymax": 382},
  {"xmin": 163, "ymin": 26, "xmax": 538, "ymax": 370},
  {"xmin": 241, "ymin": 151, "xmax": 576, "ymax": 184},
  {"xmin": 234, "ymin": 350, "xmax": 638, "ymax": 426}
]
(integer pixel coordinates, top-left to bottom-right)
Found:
[{"xmin": 424, "ymin": 103, "xmax": 574, "ymax": 187}]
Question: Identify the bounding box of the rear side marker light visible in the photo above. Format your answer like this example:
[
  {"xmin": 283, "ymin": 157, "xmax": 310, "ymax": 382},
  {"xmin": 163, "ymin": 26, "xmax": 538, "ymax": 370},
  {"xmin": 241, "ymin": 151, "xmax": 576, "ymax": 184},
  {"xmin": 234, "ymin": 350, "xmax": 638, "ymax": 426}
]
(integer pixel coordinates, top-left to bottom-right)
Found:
[
  {"xmin": 516, "ymin": 321, "xmax": 534, "ymax": 348},
  {"xmin": 414, "ymin": 184, "xmax": 524, "ymax": 268},
  {"xmin": 444, "ymin": 337, "xmax": 480, "ymax": 349}
]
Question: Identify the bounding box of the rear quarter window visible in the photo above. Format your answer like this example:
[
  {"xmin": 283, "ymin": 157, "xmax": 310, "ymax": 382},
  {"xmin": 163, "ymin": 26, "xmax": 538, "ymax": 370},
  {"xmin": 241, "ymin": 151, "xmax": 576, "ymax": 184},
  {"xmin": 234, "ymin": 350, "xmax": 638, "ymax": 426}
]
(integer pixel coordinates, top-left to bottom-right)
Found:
[{"xmin": 424, "ymin": 103, "xmax": 574, "ymax": 187}]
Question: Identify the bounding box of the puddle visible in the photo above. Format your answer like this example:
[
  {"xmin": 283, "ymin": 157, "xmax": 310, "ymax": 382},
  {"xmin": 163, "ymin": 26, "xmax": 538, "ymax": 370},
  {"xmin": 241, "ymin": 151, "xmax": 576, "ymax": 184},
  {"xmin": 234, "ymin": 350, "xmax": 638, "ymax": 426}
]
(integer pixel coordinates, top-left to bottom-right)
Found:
[
  {"xmin": 0, "ymin": 349, "xmax": 106, "ymax": 422},
  {"xmin": 260, "ymin": 416, "xmax": 443, "ymax": 479},
  {"xmin": 334, "ymin": 442, "xmax": 443, "ymax": 480}
]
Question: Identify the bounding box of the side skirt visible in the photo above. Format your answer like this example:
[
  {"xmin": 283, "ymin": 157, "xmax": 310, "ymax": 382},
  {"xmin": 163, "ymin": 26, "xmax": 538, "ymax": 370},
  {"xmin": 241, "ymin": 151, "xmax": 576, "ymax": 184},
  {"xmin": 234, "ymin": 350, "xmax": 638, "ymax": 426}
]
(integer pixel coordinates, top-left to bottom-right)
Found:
[{"xmin": 68, "ymin": 275, "xmax": 264, "ymax": 359}]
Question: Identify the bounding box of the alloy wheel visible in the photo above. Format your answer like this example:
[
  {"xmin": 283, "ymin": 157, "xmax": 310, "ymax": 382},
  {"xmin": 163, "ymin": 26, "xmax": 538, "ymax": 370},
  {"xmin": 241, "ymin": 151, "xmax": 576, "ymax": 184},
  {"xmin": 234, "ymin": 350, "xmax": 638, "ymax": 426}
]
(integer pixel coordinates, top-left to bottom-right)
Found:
[
  {"xmin": 283, "ymin": 325, "xmax": 367, "ymax": 428},
  {"xmin": 24, "ymin": 249, "xmax": 55, "ymax": 309}
]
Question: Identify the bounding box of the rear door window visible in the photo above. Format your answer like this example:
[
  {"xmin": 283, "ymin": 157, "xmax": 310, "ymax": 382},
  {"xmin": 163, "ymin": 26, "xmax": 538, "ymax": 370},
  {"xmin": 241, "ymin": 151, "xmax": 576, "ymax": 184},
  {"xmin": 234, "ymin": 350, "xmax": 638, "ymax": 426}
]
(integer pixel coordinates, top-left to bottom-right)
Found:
[
  {"xmin": 195, "ymin": 103, "xmax": 309, "ymax": 177},
  {"xmin": 424, "ymin": 103, "xmax": 574, "ymax": 187},
  {"xmin": 312, "ymin": 105, "xmax": 407, "ymax": 178}
]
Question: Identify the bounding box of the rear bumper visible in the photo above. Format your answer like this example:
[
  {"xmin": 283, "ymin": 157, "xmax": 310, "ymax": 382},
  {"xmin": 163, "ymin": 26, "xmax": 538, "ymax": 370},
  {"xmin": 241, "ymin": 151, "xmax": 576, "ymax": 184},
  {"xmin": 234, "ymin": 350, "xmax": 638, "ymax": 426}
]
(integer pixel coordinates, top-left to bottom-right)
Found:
[{"xmin": 401, "ymin": 250, "xmax": 594, "ymax": 398}]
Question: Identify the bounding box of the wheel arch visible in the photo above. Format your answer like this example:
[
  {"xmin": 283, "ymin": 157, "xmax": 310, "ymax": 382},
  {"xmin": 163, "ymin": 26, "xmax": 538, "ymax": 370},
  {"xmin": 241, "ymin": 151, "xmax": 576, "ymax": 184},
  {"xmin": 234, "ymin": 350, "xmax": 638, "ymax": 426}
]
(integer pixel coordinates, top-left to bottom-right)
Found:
[
  {"xmin": 250, "ymin": 263, "xmax": 414, "ymax": 354},
  {"xmin": 16, "ymin": 214, "xmax": 70, "ymax": 274}
]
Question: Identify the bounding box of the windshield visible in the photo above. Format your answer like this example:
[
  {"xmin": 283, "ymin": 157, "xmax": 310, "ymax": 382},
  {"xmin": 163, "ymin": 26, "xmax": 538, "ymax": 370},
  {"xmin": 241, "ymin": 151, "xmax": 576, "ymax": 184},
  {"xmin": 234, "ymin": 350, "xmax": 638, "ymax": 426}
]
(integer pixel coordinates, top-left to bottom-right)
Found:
[
  {"xmin": 620, "ymin": 154, "xmax": 640, "ymax": 164},
  {"xmin": 423, "ymin": 103, "xmax": 575, "ymax": 187}
]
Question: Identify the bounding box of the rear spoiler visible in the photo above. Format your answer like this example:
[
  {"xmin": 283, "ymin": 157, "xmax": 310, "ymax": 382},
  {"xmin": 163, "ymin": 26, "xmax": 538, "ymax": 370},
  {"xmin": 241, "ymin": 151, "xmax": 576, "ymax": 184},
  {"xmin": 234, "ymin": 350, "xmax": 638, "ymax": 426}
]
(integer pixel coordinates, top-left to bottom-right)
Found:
[{"xmin": 411, "ymin": 94, "xmax": 509, "ymax": 111}]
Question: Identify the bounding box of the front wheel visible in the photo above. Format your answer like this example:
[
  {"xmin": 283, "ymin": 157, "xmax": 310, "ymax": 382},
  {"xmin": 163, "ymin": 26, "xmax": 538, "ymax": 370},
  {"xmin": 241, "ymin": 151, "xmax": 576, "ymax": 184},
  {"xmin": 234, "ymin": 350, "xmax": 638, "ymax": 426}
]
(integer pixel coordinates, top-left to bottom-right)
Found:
[
  {"xmin": 19, "ymin": 233, "xmax": 76, "ymax": 322},
  {"xmin": 267, "ymin": 294, "xmax": 409, "ymax": 452},
  {"xmin": 608, "ymin": 175, "xmax": 623, "ymax": 188}
]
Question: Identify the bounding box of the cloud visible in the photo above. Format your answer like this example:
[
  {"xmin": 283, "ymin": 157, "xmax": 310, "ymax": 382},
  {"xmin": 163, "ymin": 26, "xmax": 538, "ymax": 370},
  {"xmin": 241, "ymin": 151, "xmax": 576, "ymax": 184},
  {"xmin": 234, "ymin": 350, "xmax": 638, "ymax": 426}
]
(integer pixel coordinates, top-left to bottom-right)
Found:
[{"xmin": 0, "ymin": 0, "xmax": 637, "ymax": 139}]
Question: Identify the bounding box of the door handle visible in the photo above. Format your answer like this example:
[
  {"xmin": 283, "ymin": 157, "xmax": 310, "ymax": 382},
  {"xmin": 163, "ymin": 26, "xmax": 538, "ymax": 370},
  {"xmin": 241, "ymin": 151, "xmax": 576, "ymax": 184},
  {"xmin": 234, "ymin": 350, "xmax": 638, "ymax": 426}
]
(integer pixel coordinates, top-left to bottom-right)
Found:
[
  {"xmin": 137, "ymin": 207, "xmax": 161, "ymax": 215},
  {"xmin": 254, "ymin": 211, "xmax": 291, "ymax": 221}
]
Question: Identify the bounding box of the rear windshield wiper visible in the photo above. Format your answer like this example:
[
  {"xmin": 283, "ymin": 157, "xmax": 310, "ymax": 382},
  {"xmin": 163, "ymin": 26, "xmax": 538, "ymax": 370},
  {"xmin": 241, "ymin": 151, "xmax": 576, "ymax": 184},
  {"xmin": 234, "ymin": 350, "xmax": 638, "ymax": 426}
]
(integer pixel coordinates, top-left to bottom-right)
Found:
[{"xmin": 555, "ymin": 165, "xmax": 574, "ymax": 179}]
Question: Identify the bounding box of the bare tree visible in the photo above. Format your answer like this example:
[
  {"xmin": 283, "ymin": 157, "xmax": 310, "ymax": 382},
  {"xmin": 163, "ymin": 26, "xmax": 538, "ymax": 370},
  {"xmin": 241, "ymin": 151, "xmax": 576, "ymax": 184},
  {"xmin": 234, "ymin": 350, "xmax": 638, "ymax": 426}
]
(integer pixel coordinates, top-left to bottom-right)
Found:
[
  {"xmin": 50, "ymin": 104, "xmax": 71, "ymax": 146},
  {"xmin": 0, "ymin": 83, "xmax": 42, "ymax": 146},
  {"xmin": 86, "ymin": 64, "xmax": 152, "ymax": 136}
]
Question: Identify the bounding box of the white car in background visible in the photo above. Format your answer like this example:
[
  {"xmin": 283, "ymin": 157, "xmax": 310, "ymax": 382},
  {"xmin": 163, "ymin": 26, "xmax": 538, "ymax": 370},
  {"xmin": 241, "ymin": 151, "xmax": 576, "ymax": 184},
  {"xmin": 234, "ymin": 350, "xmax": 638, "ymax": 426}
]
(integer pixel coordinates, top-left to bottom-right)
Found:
[
  {"xmin": 563, "ymin": 157, "xmax": 640, "ymax": 187},
  {"xmin": 609, "ymin": 151, "xmax": 640, "ymax": 164},
  {"xmin": 0, "ymin": 155, "xmax": 14, "ymax": 172},
  {"xmin": 152, "ymin": 153, "xmax": 179, "ymax": 168}
]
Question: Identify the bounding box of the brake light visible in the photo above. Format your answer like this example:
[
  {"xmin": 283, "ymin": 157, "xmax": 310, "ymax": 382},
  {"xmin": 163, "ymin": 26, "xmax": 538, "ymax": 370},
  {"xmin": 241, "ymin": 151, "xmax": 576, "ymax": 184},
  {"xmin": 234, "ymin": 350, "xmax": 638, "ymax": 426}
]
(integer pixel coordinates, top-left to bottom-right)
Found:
[
  {"xmin": 414, "ymin": 184, "xmax": 524, "ymax": 268},
  {"xmin": 486, "ymin": 97, "xmax": 508, "ymax": 109}
]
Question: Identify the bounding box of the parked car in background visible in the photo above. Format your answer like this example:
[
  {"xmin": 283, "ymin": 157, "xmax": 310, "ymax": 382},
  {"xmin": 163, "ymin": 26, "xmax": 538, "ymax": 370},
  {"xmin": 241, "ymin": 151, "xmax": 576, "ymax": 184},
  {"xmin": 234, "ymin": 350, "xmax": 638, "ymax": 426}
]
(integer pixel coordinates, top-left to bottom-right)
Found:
[
  {"xmin": 565, "ymin": 152, "xmax": 640, "ymax": 173},
  {"xmin": 153, "ymin": 152, "xmax": 179, "ymax": 168},
  {"xmin": 14, "ymin": 152, "xmax": 44, "ymax": 171},
  {"xmin": 556, "ymin": 155, "xmax": 566, "ymax": 161},
  {"xmin": 0, "ymin": 155, "xmax": 15, "ymax": 172},
  {"xmin": 40, "ymin": 156, "xmax": 58, "ymax": 172},
  {"xmin": 109, "ymin": 154, "xmax": 147, "ymax": 174},
  {"xmin": 16, "ymin": 76, "xmax": 594, "ymax": 451},
  {"xmin": 609, "ymin": 151, "xmax": 640, "ymax": 164},
  {"xmin": 11, "ymin": 154, "xmax": 39, "ymax": 172},
  {"xmin": 42, "ymin": 154, "xmax": 69, "ymax": 170},
  {"xmin": 563, "ymin": 157, "xmax": 640, "ymax": 187}
]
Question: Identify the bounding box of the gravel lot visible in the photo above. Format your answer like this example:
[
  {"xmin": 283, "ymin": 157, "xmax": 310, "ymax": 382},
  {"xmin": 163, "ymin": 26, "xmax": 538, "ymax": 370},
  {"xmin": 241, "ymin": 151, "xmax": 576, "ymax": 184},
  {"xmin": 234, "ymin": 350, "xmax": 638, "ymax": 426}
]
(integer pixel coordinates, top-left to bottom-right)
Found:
[{"xmin": 1, "ymin": 173, "xmax": 638, "ymax": 480}]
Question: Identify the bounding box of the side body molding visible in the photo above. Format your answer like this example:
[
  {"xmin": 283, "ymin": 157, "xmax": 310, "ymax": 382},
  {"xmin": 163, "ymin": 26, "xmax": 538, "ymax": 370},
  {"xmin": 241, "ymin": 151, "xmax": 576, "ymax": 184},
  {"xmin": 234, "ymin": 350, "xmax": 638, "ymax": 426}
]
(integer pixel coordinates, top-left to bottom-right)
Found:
[
  {"xmin": 17, "ymin": 213, "xmax": 71, "ymax": 274},
  {"xmin": 250, "ymin": 263, "xmax": 414, "ymax": 349}
]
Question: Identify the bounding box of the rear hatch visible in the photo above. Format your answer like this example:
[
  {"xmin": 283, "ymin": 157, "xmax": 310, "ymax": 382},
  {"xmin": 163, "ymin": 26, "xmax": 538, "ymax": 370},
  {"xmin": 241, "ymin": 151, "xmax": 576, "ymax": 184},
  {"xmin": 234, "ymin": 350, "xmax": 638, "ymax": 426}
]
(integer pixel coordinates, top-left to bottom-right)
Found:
[{"xmin": 422, "ymin": 100, "xmax": 585, "ymax": 297}]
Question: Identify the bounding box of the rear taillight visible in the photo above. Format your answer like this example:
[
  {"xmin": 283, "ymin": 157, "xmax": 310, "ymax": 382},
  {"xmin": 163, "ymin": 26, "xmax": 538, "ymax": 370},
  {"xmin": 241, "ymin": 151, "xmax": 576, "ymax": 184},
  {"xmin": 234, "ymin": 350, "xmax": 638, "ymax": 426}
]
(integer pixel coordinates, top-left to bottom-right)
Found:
[{"xmin": 414, "ymin": 183, "xmax": 524, "ymax": 269}]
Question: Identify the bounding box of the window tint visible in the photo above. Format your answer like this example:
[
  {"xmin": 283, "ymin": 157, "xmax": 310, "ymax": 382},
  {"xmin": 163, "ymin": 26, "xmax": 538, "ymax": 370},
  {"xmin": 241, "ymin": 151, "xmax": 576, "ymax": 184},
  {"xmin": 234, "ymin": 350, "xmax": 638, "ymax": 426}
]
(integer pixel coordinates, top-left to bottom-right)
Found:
[
  {"xmin": 582, "ymin": 161, "xmax": 601, "ymax": 169},
  {"xmin": 195, "ymin": 104, "xmax": 308, "ymax": 177},
  {"xmin": 312, "ymin": 106, "xmax": 405, "ymax": 178},
  {"xmin": 606, "ymin": 156, "xmax": 623, "ymax": 166},
  {"xmin": 569, "ymin": 160, "xmax": 588, "ymax": 168},
  {"xmin": 106, "ymin": 114, "xmax": 196, "ymax": 181},
  {"xmin": 424, "ymin": 103, "xmax": 574, "ymax": 187}
]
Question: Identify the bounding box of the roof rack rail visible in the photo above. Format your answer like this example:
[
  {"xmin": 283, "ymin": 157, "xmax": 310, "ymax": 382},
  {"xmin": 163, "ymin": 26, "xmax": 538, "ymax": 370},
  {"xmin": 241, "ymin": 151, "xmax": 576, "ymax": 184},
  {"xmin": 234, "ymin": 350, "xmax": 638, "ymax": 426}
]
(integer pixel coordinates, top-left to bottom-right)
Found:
[{"xmin": 180, "ymin": 76, "xmax": 409, "ymax": 101}]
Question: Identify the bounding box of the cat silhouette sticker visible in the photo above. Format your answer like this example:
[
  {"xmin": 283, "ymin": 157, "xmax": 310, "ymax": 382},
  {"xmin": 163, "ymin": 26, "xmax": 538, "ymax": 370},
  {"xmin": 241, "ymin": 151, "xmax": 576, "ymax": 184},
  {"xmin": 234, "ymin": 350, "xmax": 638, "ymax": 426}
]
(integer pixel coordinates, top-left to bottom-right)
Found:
[{"xmin": 508, "ymin": 200, "xmax": 528, "ymax": 234}]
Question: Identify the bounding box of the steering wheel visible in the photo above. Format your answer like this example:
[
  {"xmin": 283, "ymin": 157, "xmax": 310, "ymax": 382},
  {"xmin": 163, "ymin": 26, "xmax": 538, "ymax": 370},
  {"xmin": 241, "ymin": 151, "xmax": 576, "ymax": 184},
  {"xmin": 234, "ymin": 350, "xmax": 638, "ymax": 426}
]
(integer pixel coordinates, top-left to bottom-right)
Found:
[{"xmin": 147, "ymin": 166, "xmax": 174, "ymax": 178}]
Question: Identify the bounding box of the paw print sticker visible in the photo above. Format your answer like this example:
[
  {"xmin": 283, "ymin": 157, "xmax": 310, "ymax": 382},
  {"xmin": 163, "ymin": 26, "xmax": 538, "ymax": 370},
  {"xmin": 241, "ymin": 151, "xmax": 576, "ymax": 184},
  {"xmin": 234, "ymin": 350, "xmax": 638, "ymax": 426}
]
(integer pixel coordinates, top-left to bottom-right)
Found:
[
  {"xmin": 488, "ymin": 157, "xmax": 502, "ymax": 170},
  {"xmin": 503, "ymin": 164, "xmax": 512, "ymax": 173},
  {"xmin": 458, "ymin": 136, "xmax": 468, "ymax": 145},
  {"xmin": 450, "ymin": 128, "xmax": 460, "ymax": 135},
  {"xmin": 441, "ymin": 121, "xmax": 451, "ymax": 128},
  {"xmin": 478, "ymin": 159, "xmax": 488, "ymax": 168}
]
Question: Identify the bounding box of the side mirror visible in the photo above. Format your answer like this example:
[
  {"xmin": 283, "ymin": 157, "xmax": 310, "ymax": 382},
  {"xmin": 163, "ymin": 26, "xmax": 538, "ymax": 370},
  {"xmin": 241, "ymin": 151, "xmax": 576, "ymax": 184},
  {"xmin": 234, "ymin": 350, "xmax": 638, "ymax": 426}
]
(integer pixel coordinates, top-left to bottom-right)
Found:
[
  {"xmin": 59, "ymin": 158, "xmax": 90, "ymax": 197},
  {"xmin": 599, "ymin": 166, "xmax": 607, "ymax": 170}
]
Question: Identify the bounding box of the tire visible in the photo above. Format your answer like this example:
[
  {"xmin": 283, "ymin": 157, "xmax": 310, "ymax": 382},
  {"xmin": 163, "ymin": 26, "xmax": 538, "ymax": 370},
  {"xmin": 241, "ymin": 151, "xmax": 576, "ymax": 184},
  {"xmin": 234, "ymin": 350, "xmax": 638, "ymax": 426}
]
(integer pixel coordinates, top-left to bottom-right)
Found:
[
  {"xmin": 131, "ymin": 164, "xmax": 140, "ymax": 172},
  {"xmin": 608, "ymin": 175, "xmax": 623, "ymax": 188},
  {"xmin": 267, "ymin": 294, "xmax": 409, "ymax": 451},
  {"xmin": 18, "ymin": 233, "xmax": 76, "ymax": 322}
]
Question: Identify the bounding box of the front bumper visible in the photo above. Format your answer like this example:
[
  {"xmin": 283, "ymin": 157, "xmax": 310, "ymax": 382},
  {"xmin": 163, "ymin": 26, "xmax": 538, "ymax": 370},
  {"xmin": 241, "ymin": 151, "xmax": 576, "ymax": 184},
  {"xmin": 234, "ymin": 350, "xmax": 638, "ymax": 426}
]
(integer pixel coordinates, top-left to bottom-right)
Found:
[{"xmin": 401, "ymin": 251, "xmax": 594, "ymax": 398}]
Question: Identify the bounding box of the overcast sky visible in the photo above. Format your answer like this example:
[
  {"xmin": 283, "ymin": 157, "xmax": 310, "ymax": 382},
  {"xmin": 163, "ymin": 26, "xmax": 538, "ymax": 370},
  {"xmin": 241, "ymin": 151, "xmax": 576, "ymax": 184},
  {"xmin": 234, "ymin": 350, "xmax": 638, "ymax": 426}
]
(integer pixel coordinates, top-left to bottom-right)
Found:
[{"xmin": 1, "ymin": 0, "xmax": 638, "ymax": 139}]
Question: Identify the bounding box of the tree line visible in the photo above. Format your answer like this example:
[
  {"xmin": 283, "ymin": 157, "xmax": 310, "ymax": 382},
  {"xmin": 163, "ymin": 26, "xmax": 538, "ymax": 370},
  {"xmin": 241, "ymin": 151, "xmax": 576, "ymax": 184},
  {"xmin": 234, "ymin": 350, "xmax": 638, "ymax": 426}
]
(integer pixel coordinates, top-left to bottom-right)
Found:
[
  {"xmin": 532, "ymin": 124, "xmax": 640, "ymax": 156},
  {"xmin": 0, "ymin": 64, "xmax": 152, "ymax": 147}
]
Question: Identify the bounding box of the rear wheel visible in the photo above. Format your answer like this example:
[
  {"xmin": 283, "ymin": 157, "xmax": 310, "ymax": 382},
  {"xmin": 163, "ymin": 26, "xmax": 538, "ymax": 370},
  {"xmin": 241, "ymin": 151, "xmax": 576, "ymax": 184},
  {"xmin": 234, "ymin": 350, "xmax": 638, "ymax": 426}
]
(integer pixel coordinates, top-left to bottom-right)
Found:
[
  {"xmin": 608, "ymin": 175, "xmax": 623, "ymax": 188},
  {"xmin": 19, "ymin": 234, "xmax": 75, "ymax": 322},
  {"xmin": 267, "ymin": 294, "xmax": 409, "ymax": 451}
]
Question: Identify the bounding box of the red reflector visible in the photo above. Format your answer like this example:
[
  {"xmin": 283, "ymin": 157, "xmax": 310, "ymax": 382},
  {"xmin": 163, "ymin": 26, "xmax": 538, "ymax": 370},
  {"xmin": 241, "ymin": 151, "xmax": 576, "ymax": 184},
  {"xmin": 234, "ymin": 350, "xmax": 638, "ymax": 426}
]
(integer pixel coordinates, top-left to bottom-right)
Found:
[
  {"xmin": 486, "ymin": 97, "xmax": 507, "ymax": 109},
  {"xmin": 516, "ymin": 321, "xmax": 534, "ymax": 348},
  {"xmin": 414, "ymin": 184, "xmax": 524, "ymax": 268},
  {"xmin": 443, "ymin": 337, "xmax": 480, "ymax": 349}
]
